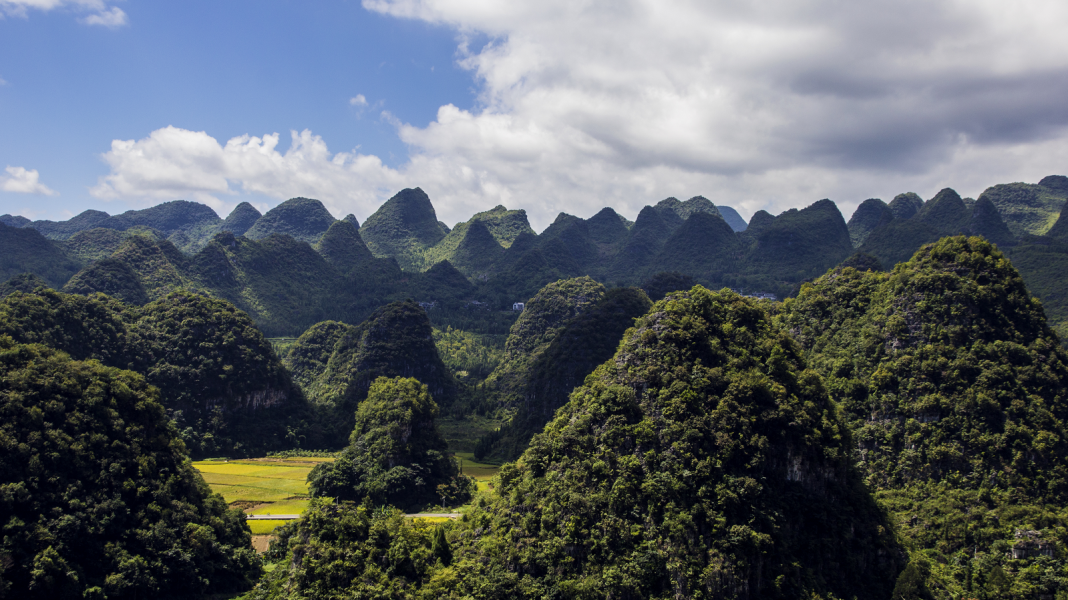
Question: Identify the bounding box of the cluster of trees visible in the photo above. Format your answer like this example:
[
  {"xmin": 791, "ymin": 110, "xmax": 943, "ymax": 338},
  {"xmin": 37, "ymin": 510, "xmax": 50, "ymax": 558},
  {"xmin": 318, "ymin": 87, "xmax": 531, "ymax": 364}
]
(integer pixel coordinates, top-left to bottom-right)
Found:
[
  {"xmin": 0, "ymin": 288, "xmax": 312, "ymax": 456},
  {"xmin": 779, "ymin": 236, "xmax": 1068, "ymax": 597},
  {"xmin": 0, "ymin": 337, "xmax": 260, "ymax": 598},
  {"xmin": 307, "ymin": 377, "xmax": 473, "ymax": 510}
]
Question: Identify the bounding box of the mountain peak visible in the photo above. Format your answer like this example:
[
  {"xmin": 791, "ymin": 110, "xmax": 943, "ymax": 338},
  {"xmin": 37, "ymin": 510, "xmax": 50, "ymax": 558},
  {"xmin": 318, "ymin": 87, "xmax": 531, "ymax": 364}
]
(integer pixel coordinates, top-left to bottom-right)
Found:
[
  {"xmin": 888, "ymin": 192, "xmax": 924, "ymax": 220},
  {"xmin": 360, "ymin": 188, "xmax": 449, "ymax": 269},
  {"xmin": 244, "ymin": 197, "xmax": 336, "ymax": 244},
  {"xmin": 918, "ymin": 187, "xmax": 969, "ymax": 233},
  {"xmin": 1039, "ymin": 174, "xmax": 1068, "ymax": 194},
  {"xmin": 219, "ymin": 201, "xmax": 262, "ymax": 236},
  {"xmin": 847, "ymin": 198, "xmax": 892, "ymax": 247}
]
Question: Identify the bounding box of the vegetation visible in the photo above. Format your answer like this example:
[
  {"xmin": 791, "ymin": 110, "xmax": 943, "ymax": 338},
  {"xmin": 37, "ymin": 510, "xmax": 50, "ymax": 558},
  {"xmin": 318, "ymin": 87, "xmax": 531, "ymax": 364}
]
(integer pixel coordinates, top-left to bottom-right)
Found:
[
  {"xmin": 63, "ymin": 227, "xmax": 127, "ymax": 261},
  {"xmin": 847, "ymin": 198, "xmax": 893, "ymax": 247},
  {"xmin": 62, "ymin": 257, "xmax": 150, "ymax": 305},
  {"xmin": 307, "ymin": 377, "xmax": 473, "ymax": 509},
  {"xmin": 244, "ymin": 197, "xmax": 337, "ymax": 245},
  {"xmin": 0, "ymin": 337, "xmax": 261, "ymax": 598},
  {"xmin": 283, "ymin": 300, "xmax": 457, "ymax": 446},
  {"xmin": 978, "ymin": 178, "xmax": 1068, "ymax": 237},
  {"xmin": 779, "ymin": 236, "xmax": 1068, "ymax": 597},
  {"xmin": 432, "ymin": 326, "xmax": 506, "ymax": 382},
  {"xmin": 361, "ymin": 188, "xmax": 450, "ymax": 270},
  {"xmin": 0, "ymin": 222, "xmax": 83, "ymax": 288},
  {"xmin": 0, "ymin": 288, "xmax": 313, "ymax": 457},
  {"xmin": 478, "ymin": 283, "xmax": 653, "ymax": 460},
  {"xmin": 23, "ymin": 209, "xmax": 110, "ymax": 240},
  {"xmin": 0, "ymin": 273, "xmax": 50, "ymax": 296},
  {"xmin": 256, "ymin": 287, "xmax": 902, "ymax": 599}
]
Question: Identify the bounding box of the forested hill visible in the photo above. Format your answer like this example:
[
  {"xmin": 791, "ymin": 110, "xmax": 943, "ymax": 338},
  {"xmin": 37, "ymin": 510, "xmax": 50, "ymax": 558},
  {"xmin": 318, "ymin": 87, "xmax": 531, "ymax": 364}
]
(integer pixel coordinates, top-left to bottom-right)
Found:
[
  {"xmin": 0, "ymin": 337, "xmax": 261, "ymax": 598},
  {"xmin": 476, "ymin": 276, "xmax": 654, "ymax": 460},
  {"xmin": 254, "ymin": 287, "xmax": 903, "ymax": 599},
  {"xmin": 779, "ymin": 236, "xmax": 1068, "ymax": 597},
  {"xmin": 0, "ymin": 288, "xmax": 313, "ymax": 456},
  {"xmin": 4, "ymin": 175, "xmax": 1068, "ymax": 340},
  {"xmin": 283, "ymin": 300, "xmax": 457, "ymax": 446}
]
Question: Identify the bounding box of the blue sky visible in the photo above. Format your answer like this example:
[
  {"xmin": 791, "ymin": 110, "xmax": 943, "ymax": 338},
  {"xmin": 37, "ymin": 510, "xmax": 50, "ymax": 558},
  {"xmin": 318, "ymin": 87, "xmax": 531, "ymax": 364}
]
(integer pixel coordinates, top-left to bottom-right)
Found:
[
  {"xmin": 3, "ymin": 0, "xmax": 1068, "ymax": 230},
  {"xmin": 0, "ymin": 1, "xmax": 482, "ymax": 220}
]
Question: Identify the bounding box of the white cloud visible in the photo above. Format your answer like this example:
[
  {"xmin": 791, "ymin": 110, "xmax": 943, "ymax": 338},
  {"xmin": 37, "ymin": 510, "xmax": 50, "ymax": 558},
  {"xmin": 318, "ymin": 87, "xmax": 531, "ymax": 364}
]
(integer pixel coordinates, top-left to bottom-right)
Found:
[
  {"xmin": 90, "ymin": 126, "xmax": 407, "ymax": 218},
  {"xmin": 1, "ymin": 166, "xmax": 59, "ymax": 196},
  {"xmin": 1, "ymin": 0, "xmax": 127, "ymax": 28},
  {"xmin": 349, "ymin": 94, "xmax": 368, "ymax": 107},
  {"xmin": 79, "ymin": 5, "xmax": 125, "ymax": 27},
  {"xmin": 0, "ymin": 76, "xmax": 7, "ymax": 86},
  {"xmin": 88, "ymin": 1, "xmax": 1068, "ymax": 229}
]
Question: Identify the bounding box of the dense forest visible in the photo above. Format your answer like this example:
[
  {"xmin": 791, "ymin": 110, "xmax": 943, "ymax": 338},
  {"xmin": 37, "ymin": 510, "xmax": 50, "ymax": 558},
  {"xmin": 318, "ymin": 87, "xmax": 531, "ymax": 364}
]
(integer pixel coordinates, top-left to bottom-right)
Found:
[{"xmin": 4, "ymin": 176, "xmax": 1068, "ymax": 598}]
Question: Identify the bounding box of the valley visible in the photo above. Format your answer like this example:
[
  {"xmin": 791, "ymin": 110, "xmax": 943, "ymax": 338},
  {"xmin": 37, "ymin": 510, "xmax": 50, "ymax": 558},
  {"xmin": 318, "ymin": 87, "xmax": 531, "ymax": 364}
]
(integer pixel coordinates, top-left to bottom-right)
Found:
[{"xmin": 3, "ymin": 177, "xmax": 1068, "ymax": 598}]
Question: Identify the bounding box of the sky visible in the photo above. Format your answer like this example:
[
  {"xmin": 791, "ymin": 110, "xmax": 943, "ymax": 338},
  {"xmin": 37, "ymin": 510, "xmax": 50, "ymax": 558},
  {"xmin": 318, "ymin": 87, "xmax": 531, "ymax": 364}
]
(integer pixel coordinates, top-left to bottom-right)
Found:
[{"xmin": 2, "ymin": 0, "xmax": 1068, "ymax": 231}]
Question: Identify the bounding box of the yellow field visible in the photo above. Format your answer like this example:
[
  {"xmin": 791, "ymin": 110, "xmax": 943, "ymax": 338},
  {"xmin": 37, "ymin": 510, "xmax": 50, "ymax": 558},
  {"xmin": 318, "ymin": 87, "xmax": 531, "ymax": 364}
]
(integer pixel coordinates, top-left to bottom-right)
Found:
[
  {"xmin": 249, "ymin": 521, "xmax": 283, "ymax": 535},
  {"xmin": 193, "ymin": 458, "xmax": 333, "ymax": 533}
]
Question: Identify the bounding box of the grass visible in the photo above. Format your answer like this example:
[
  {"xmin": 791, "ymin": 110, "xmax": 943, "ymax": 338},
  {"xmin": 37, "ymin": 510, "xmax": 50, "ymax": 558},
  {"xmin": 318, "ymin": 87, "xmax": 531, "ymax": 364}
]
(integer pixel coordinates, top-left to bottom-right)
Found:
[{"xmin": 247, "ymin": 499, "xmax": 310, "ymax": 515}]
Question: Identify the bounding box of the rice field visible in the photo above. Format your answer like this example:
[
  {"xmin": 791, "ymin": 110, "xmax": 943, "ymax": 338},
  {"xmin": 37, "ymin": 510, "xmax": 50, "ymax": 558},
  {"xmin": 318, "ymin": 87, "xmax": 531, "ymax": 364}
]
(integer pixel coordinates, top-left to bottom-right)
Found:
[
  {"xmin": 194, "ymin": 454, "xmax": 500, "ymax": 533},
  {"xmin": 193, "ymin": 457, "xmax": 332, "ymax": 533}
]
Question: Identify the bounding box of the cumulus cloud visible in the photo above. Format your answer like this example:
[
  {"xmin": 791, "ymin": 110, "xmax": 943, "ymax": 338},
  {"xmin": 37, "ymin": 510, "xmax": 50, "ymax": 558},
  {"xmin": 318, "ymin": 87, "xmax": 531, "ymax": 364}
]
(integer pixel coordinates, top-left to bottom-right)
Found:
[
  {"xmin": 350, "ymin": 94, "xmax": 368, "ymax": 107},
  {"xmin": 1, "ymin": 166, "xmax": 59, "ymax": 195},
  {"xmin": 89, "ymin": 0, "xmax": 1068, "ymax": 228},
  {"xmin": 90, "ymin": 126, "xmax": 407, "ymax": 217},
  {"xmin": 1, "ymin": 0, "xmax": 127, "ymax": 27}
]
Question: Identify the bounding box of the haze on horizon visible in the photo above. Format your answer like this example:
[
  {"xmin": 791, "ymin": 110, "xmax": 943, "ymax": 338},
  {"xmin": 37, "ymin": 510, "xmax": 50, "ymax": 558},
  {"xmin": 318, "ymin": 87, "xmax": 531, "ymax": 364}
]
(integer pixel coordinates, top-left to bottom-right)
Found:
[{"xmin": 2, "ymin": 0, "xmax": 1067, "ymax": 231}]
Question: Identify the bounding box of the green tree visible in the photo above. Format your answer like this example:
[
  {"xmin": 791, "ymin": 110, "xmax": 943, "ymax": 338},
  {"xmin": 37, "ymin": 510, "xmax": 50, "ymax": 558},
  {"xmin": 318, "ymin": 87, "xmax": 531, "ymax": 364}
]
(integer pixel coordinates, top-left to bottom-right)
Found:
[{"xmin": 307, "ymin": 377, "xmax": 472, "ymax": 509}]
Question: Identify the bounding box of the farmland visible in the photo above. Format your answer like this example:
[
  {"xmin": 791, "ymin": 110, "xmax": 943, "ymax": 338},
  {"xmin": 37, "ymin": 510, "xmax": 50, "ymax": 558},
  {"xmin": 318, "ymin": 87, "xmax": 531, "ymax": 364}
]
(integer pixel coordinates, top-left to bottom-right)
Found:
[
  {"xmin": 193, "ymin": 457, "xmax": 332, "ymax": 533},
  {"xmin": 194, "ymin": 453, "xmax": 501, "ymax": 534}
]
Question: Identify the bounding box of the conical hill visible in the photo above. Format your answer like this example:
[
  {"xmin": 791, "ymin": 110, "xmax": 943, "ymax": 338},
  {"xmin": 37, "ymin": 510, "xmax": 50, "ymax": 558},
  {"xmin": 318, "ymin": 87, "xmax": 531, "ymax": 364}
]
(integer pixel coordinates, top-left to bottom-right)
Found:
[
  {"xmin": 260, "ymin": 287, "xmax": 902, "ymax": 599},
  {"xmin": 847, "ymin": 198, "xmax": 893, "ymax": 247},
  {"xmin": 219, "ymin": 201, "xmax": 262, "ymax": 236},
  {"xmin": 781, "ymin": 235, "xmax": 1068, "ymax": 594},
  {"xmin": 314, "ymin": 220, "xmax": 374, "ymax": 275},
  {"xmin": 360, "ymin": 188, "xmax": 449, "ymax": 269},
  {"xmin": 244, "ymin": 197, "xmax": 336, "ymax": 244}
]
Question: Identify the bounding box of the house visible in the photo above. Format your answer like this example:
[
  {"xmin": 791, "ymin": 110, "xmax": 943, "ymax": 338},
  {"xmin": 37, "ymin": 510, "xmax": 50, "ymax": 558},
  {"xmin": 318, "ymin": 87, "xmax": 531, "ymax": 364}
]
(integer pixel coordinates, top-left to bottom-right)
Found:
[{"xmin": 513, "ymin": 302, "xmax": 525, "ymax": 311}]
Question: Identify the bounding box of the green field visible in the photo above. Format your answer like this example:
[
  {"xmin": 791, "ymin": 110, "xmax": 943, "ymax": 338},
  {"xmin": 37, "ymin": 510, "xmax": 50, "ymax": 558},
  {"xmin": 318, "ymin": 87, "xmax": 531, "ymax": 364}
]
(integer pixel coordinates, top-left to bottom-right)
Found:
[
  {"xmin": 195, "ymin": 455, "xmax": 501, "ymax": 530},
  {"xmin": 193, "ymin": 458, "xmax": 330, "ymax": 533},
  {"xmin": 455, "ymin": 452, "xmax": 500, "ymax": 494}
]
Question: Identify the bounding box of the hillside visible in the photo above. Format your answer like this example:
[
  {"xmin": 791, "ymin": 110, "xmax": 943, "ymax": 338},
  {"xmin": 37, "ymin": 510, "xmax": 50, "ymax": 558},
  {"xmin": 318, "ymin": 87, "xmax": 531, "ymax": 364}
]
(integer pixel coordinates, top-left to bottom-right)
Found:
[
  {"xmin": 0, "ymin": 272, "xmax": 50, "ymax": 296},
  {"xmin": 256, "ymin": 287, "xmax": 902, "ymax": 599},
  {"xmin": 478, "ymin": 284, "xmax": 653, "ymax": 460},
  {"xmin": 0, "ymin": 222, "xmax": 83, "ymax": 287},
  {"xmin": 26, "ymin": 209, "xmax": 111, "ymax": 239},
  {"xmin": 0, "ymin": 337, "xmax": 261, "ymax": 598},
  {"xmin": 847, "ymin": 198, "xmax": 892, "ymax": 246},
  {"xmin": 0, "ymin": 288, "xmax": 312, "ymax": 456},
  {"xmin": 977, "ymin": 176, "xmax": 1068, "ymax": 236},
  {"xmin": 306, "ymin": 376, "xmax": 472, "ymax": 509},
  {"xmin": 283, "ymin": 300, "xmax": 457, "ymax": 446},
  {"xmin": 63, "ymin": 227, "xmax": 128, "ymax": 261},
  {"xmin": 779, "ymin": 236, "xmax": 1068, "ymax": 596}
]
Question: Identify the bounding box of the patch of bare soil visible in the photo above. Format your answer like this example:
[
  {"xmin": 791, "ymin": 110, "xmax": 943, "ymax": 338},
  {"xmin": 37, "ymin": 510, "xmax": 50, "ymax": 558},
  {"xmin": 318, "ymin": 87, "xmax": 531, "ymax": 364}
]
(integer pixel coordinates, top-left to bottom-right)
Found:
[{"xmin": 251, "ymin": 535, "xmax": 274, "ymax": 553}]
